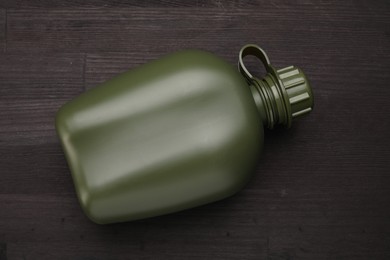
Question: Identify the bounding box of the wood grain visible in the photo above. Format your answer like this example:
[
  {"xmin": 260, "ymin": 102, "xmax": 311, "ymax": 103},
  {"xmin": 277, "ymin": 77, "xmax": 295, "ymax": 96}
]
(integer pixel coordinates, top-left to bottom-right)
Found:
[
  {"xmin": 0, "ymin": 0, "xmax": 360, "ymax": 9},
  {"xmin": 1, "ymin": 0, "xmax": 389, "ymax": 9},
  {"xmin": 0, "ymin": 9, "xmax": 5, "ymax": 52},
  {"xmin": 0, "ymin": 53, "xmax": 84, "ymax": 141},
  {"xmin": 0, "ymin": 1, "xmax": 390, "ymax": 259},
  {"xmin": 6, "ymin": 5, "xmax": 389, "ymax": 55}
]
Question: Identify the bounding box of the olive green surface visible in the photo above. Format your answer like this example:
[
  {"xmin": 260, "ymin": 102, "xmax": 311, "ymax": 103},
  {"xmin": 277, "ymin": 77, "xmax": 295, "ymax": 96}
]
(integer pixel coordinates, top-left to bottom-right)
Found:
[
  {"xmin": 56, "ymin": 50, "xmax": 264, "ymax": 224},
  {"xmin": 56, "ymin": 46, "xmax": 313, "ymax": 224}
]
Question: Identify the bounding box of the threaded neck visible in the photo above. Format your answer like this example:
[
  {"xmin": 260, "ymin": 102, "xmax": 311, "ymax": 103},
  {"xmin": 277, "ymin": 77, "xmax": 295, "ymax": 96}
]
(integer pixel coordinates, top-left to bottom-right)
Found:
[
  {"xmin": 249, "ymin": 66, "xmax": 313, "ymax": 129},
  {"xmin": 249, "ymin": 75, "xmax": 286, "ymax": 129}
]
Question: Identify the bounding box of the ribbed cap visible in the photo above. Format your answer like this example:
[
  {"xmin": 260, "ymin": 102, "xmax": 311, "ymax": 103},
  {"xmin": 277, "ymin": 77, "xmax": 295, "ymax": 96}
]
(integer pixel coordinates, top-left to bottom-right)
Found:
[{"xmin": 276, "ymin": 66, "xmax": 314, "ymax": 124}]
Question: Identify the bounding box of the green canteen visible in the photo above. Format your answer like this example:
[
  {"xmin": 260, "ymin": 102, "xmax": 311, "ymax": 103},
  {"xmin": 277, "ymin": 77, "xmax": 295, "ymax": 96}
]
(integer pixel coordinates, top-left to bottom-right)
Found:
[{"xmin": 56, "ymin": 44, "xmax": 314, "ymax": 224}]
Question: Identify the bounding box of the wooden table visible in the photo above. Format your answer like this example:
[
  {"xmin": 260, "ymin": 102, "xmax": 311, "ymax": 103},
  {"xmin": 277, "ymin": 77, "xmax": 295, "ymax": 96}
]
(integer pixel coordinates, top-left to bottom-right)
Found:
[{"xmin": 0, "ymin": 1, "xmax": 389, "ymax": 259}]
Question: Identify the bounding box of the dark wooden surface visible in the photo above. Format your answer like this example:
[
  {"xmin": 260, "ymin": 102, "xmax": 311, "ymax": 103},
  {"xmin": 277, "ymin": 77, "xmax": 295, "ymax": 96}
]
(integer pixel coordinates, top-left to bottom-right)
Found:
[{"xmin": 0, "ymin": 1, "xmax": 389, "ymax": 259}]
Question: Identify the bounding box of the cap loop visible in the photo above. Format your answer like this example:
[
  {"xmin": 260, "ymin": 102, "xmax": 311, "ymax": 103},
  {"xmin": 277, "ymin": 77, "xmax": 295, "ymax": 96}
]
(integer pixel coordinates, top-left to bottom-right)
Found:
[{"xmin": 238, "ymin": 44, "xmax": 272, "ymax": 84}]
